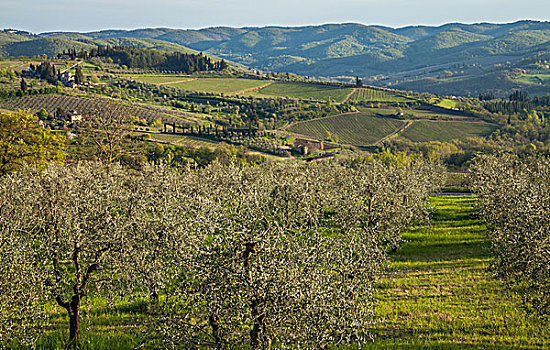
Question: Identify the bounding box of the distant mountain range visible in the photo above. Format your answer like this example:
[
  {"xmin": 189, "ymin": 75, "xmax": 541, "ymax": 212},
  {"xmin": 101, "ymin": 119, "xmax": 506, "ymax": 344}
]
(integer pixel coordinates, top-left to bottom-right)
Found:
[{"xmin": 3, "ymin": 21, "xmax": 550, "ymax": 97}]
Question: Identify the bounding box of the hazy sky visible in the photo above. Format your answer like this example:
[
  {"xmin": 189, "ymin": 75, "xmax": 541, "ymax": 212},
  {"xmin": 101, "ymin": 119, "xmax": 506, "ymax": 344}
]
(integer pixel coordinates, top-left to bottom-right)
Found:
[{"xmin": 2, "ymin": 0, "xmax": 549, "ymax": 33}]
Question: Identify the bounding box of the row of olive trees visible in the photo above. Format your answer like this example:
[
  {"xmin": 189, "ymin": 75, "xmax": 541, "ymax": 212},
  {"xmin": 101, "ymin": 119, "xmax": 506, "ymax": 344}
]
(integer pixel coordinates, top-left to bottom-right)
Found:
[
  {"xmin": 0, "ymin": 158, "xmax": 443, "ymax": 348},
  {"xmin": 470, "ymin": 154, "xmax": 550, "ymax": 316}
]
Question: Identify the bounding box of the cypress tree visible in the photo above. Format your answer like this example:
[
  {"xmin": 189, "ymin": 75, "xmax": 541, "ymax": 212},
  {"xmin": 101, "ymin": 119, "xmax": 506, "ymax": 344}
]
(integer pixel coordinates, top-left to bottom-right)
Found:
[{"xmin": 20, "ymin": 78, "xmax": 27, "ymax": 95}]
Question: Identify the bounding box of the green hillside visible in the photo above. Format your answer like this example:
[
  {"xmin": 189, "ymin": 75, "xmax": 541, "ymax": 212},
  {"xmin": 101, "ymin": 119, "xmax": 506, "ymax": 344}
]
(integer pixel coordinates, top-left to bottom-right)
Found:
[
  {"xmin": 166, "ymin": 78, "xmax": 270, "ymax": 94},
  {"xmin": 4, "ymin": 21, "xmax": 550, "ymax": 96},
  {"xmin": 1, "ymin": 37, "xmax": 95, "ymax": 58}
]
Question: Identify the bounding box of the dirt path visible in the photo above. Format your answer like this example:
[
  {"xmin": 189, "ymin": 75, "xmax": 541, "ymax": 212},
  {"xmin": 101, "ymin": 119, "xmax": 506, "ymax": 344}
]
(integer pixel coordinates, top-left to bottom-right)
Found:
[
  {"xmin": 60, "ymin": 61, "xmax": 83, "ymax": 74},
  {"xmin": 375, "ymin": 119, "xmax": 415, "ymax": 146},
  {"xmin": 157, "ymin": 78, "xmax": 198, "ymax": 85},
  {"xmin": 342, "ymin": 88, "xmax": 358, "ymax": 103},
  {"xmin": 229, "ymin": 82, "xmax": 274, "ymax": 96}
]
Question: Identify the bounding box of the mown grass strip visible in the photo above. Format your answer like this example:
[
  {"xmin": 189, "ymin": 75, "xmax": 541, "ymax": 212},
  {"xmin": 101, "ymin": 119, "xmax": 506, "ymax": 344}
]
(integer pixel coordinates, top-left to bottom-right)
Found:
[{"xmin": 368, "ymin": 196, "xmax": 550, "ymax": 349}]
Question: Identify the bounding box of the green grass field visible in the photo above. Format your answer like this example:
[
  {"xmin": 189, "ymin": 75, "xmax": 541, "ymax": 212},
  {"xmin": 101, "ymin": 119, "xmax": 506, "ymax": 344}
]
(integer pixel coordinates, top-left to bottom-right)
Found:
[
  {"xmin": 127, "ymin": 75, "xmax": 195, "ymax": 84},
  {"xmin": 287, "ymin": 112, "xmax": 404, "ymax": 145},
  {"xmin": 0, "ymin": 60, "xmax": 24, "ymax": 69},
  {"xmin": 146, "ymin": 133, "xmax": 218, "ymax": 148},
  {"xmin": 350, "ymin": 88, "xmax": 412, "ymax": 103},
  {"xmin": 401, "ymin": 120, "xmax": 498, "ymax": 142},
  {"xmin": 367, "ymin": 195, "xmax": 550, "ymax": 348},
  {"xmin": 430, "ymin": 97, "xmax": 460, "ymax": 109},
  {"xmin": 515, "ymin": 74, "xmax": 550, "ymax": 85},
  {"xmin": 166, "ymin": 78, "xmax": 270, "ymax": 94},
  {"xmin": 253, "ymin": 82, "xmax": 353, "ymax": 102}
]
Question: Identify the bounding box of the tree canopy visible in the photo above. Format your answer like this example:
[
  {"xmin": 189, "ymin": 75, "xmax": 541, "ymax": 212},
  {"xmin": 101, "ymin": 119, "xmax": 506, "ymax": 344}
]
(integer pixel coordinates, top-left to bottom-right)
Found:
[{"xmin": 0, "ymin": 109, "xmax": 66, "ymax": 175}]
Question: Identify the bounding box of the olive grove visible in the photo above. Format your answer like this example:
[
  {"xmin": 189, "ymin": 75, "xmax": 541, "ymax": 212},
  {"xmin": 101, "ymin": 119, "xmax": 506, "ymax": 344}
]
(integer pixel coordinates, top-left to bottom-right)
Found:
[
  {"xmin": 0, "ymin": 158, "xmax": 443, "ymax": 348},
  {"xmin": 470, "ymin": 154, "xmax": 550, "ymax": 316}
]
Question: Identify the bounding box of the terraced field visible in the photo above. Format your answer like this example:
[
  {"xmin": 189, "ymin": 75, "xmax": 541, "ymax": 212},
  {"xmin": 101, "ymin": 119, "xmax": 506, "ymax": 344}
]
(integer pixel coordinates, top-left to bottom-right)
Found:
[
  {"xmin": 166, "ymin": 78, "xmax": 270, "ymax": 94},
  {"xmin": 400, "ymin": 120, "xmax": 498, "ymax": 142},
  {"xmin": 254, "ymin": 82, "xmax": 353, "ymax": 102},
  {"xmin": 350, "ymin": 88, "xmax": 412, "ymax": 103},
  {"xmin": 287, "ymin": 112, "xmax": 404, "ymax": 145}
]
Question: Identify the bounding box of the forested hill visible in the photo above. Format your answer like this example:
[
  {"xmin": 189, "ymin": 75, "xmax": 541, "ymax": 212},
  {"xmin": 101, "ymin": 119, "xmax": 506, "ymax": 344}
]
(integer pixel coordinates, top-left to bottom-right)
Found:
[{"xmin": 4, "ymin": 20, "xmax": 550, "ymax": 96}]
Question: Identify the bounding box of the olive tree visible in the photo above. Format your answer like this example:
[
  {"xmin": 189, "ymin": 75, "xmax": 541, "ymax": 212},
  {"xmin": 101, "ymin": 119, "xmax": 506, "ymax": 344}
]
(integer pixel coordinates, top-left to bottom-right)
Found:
[
  {"xmin": 0, "ymin": 163, "xmax": 141, "ymax": 347},
  {"xmin": 121, "ymin": 163, "xmax": 203, "ymax": 308},
  {"xmin": 158, "ymin": 159, "xmax": 442, "ymax": 348},
  {"xmin": 470, "ymin": 154, "xmax": 550, "ymax": 315},
  {"xmin": 0, "ymin": 175, "xmax": 47, "ymax": 345}
]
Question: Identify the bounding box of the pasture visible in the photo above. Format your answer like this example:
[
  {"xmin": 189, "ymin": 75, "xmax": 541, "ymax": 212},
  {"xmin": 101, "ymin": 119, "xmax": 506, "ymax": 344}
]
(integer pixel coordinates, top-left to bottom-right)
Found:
[
  {"xmin": 515, "ymin": 73, "xmax": 550, "ymax": 85},
  {"xmin": 126, "ymin": 75, "xmax": 195, "ymax": 85},
  {"xmin": 146, "ymin": 133, "xmax": 218, "ymax": 149},
  {"xmin": 165, "ymin": 78, "xmax": 270, "ymax": 94}
]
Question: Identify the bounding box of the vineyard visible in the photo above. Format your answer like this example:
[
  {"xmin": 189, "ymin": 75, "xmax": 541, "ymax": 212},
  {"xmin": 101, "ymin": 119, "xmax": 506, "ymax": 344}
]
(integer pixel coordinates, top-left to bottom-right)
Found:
[
  {"xmin": 350, "ymin": 88, "xmax": 412, "ymax": 103},
  {"xmin": 287, "ymin": 112, "xmax": 405, "ymax": 145},
  {"xmin": 399, "ymin": 120, "xmax": 498, "ymax": 142},
  {"xmin": 253, "ymin": 82, "xmax": 354, "ymax": 102},
  {"xmin": 0, "ymin": 94, "xmax": 203, "ymax": 124}
]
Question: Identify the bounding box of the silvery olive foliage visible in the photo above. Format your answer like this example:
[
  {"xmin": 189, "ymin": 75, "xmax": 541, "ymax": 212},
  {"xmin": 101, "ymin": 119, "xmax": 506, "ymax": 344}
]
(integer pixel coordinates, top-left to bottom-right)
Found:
[
  {"xmin": 158, "ymin": 159, "xmax": 443, "ymax": 348},
  {"xmin": 0, "ymin": 176, "xmax": 47, "ymax": 345},
  {"xmin": 0, "ymin": 158, "xmax": 442, "ymax": 348},
  {"xmin": 0, "ymin": 164, "xmax": 144, "ymax": 347},
  {"xmin": 470, "ymin": 154, "xmax": 550, "ymax": 316}
]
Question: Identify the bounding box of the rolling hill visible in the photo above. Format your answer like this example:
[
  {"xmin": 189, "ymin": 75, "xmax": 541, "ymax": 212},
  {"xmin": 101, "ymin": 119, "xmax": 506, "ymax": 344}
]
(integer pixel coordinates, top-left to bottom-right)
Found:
[{"xmin": 3, "ymin": 21, "xmax": 550, "ymax": 96}]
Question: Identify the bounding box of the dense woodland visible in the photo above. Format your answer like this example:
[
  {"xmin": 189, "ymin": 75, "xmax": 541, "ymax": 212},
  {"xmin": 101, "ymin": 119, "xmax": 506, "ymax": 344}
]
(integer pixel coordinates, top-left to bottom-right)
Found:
[{"xmin": 66, "ymin": 46, "xmax": 228, "ymax": 73}]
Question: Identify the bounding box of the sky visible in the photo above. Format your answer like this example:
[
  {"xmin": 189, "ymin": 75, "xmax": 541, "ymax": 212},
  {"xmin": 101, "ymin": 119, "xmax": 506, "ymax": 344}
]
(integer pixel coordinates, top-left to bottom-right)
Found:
[{"xmin": 2, "ymin": 0, "xmax": 550, "ymax": 33}]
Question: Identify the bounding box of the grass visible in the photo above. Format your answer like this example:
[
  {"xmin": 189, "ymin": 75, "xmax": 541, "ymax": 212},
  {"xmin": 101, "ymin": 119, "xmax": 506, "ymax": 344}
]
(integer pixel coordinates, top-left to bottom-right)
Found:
[
  {"xmin": 253, "ymin": 82, "xmax": 353, "ymax": 102},
  {"xmin": 10, "ymin": 196, "xmax": 550, "ymax": 348},
  {"xmin": 367, "ymin": 195, "xmax": 550, "ymax": 348},
  {"xmin": 287, "ymin": 112, "xmax": 404, "ymax": 145},
  {"xmin": 430, "ymin": 98, "xmax": 460, "ymax": 109},
  {"xmin": 126, "ymin": 75, "xmax": 195, "ymax": 84},
  {"xmin": 146, "ymin": 132, "xmax": 219, "ymax": 148},
  {"xmin": 166, "ymin": 78, "xmax": 270, "ymax": 94},
  {"xmin": 514, "ymin": 74, "xmax": 550, "ymax": 85},
  {"xmin": 400, "ymin": 120, "xmax": 498, "ymax": 142}
]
